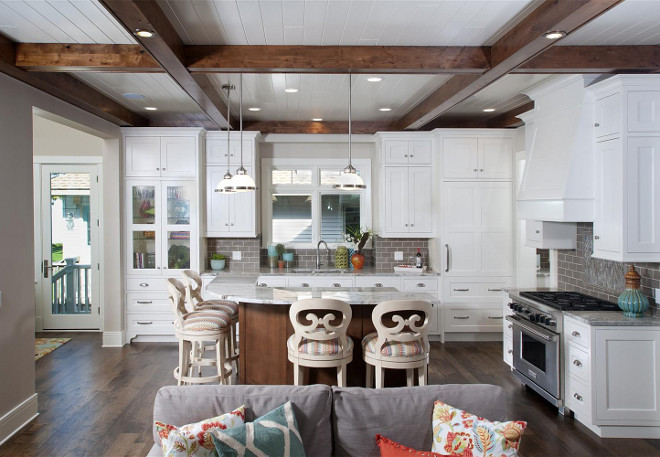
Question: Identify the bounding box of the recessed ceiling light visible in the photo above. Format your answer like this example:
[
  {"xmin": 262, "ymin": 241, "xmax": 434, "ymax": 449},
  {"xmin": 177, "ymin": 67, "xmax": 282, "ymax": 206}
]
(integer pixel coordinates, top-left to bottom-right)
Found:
[
  {"xmin": 134, "ymin": 29, "xmax": 156, "ymax": 38},
  {"xmin": 367, "ymin": 77, "xmax": 382, "ymax": 82},
  {"xmin": 483, "ymin": 108, "xmax": 496, "ymax": 112},
  {"xmin": 122, "ymin": 92, "xmax": 145, "ymax": 99},
  {"xmin": 544, "ymin": 30, "xmax": 566, "ymax": 40},
  {"xmin": 284, "ymin": 88, "xmax": 298, "ymax": 93},
  {"xmin": 248, "ymin": 107, "xmax": 261, "ymax": 112},
  {"xmin": 312, "ymin": 118, "xmax": 323, "ymax": 122},
  {"xmin": 144, "ymin": 107, "xmax": 158, "ymax": 111},
  {"xmin": 379, "ymin": 107, "xmax": 392, "ymax": 112}
]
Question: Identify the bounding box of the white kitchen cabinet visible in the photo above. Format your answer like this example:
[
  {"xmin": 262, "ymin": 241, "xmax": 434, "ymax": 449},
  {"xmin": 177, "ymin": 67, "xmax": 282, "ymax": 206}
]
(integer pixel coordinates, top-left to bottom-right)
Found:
[
  {"xmin": 525, "ymin": 220, "xmax": 577, "ymax": 249},
  {"xmin": 442, "ymin": 182, "xmax": 513, "ymax": 276},
  {"xmin": 563, "ymin": 315, "xmax": 660, "ymax": 438},
  {"xmin": 383, "ymin": 139, "xmax": 432, "ymax": 165},
  {"xmin": 204, "ymin": 132, "xmax": 259, "ymax": 238},
  {"xmin": 125, "ymin": 135, "xmax": 198, "ymax": 178},
  {"xmin": 627, "ymin": 91, "xmax": 660, "ymax": 132},
  {"xmin": 444, "ymin": 305, "xmax": 503, "ymax": 333},
  {"xmin": 443, "ymin": 276, "xmax": 513, "ymax": 302},
  {"xmin": 383, "ymin": 166, "xmax": 433, "ymax": 236},
  {"xmin": 442, "ymin": 137, "xmax": 512, "ymax": 179},
  {"xmin": 256, "ymin": 276, "xmax": 288, "ymax": 288},
  {"xmin": 502, "ymin": 294, "xmax": 514, "ymax": 368}
]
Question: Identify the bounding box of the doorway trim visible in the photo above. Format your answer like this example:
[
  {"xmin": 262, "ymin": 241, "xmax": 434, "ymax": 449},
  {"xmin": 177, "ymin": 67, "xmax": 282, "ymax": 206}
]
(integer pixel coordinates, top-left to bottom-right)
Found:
[{"xmin": 33, "ymin": 156, "xmax": 104, "ymax": 332}]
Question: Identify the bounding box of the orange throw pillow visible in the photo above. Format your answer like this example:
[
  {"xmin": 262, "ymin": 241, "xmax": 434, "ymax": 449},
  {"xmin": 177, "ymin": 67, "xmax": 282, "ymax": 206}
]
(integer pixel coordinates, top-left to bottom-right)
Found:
[{"xmin": 376, "ymin": 434, "xmax": 459, "ymax": 457}]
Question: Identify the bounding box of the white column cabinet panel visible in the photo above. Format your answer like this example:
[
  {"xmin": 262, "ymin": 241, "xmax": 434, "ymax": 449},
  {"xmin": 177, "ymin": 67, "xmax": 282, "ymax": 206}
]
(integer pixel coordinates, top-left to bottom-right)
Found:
[
  {"xmin": 160, "ymin": 137, "xmax": 197, "ymax": 177},
  {"xmin": 409, "ymin": 167, "xmax": 433, "ymax": 234},
  {"xmin": 125, "ymin": 136, "xmax": 161, "ymax": 177},
  {"xmin": 384, "ymin": 140, "xmax": 410, "ymax": 164},
  {"xmin": 627, "ymin": 137, "xmax": 660, "ymax": 254},
  {"xmin": 442, "ymin": 137, "xmax": 512, "ymax": 179},
  {"xmin": 478, "ymin": 138, "xmax": 513, "ymax": 179},
  {"xmin": 384, "ymin": 167, "xmax": 409, "ymax": 234},
  {"xmin": 442, "ymin": 138, "xmax": 478, "ymax": 178},
  {"xmin": 408, "ymin": 140, "xmax": 433, "ymax": 165}
]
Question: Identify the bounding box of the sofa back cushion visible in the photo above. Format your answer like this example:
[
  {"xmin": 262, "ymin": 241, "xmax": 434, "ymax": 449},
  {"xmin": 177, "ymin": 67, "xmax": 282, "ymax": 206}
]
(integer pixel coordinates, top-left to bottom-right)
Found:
[
  {"xmin": 153, "ymin": 384, "xmax": 332, "ymax": 457},
  {"xmin": 331, "ymin": 384, "xmax": 507, "ymax": 457}
]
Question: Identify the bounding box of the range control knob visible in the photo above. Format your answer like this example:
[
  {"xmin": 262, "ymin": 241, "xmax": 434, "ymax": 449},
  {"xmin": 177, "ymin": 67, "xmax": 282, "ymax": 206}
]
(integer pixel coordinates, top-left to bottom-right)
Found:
[
  {"xmin": 546, "ymin": 319, "xmax": 556, "ymax": 326},
  {"xmin": 537, "ymin": 315, "xmax": 547, "ymax": 324},
  {"xmin": 529, "ymin": 314, "xmax": 537, "ymax": 323},
  {"xmin": 508, "ymin": 302, "xmax": 515, "ymax": 309},
  {"xmin": 523, "ymin": 308, "xmax": 531, "ymax": 314}
]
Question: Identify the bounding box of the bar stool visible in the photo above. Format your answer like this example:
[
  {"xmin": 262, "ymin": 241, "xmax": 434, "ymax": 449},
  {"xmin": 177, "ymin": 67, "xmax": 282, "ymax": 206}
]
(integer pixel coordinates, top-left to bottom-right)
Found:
[
  {"xmin": 362, "ymin": 300, "xmax": 432, "ymax": 388},
  {"xmin": 166, "ymin": 278, "xmax": 232, "ymax": 385},
  {"xmin": 287, "ymin": 298, "xmax": 353, "ymax": 387},
  {"xmin": 182, "ymin": 270, "xmax": 239, "ymax": 369}
]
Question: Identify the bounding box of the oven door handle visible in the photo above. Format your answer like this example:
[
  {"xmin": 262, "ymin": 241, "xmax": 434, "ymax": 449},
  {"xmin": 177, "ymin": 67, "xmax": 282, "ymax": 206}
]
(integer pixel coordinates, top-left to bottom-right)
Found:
[{"xmin": 505, "ymin": 315, "xmax": 558, "ymax": 342}]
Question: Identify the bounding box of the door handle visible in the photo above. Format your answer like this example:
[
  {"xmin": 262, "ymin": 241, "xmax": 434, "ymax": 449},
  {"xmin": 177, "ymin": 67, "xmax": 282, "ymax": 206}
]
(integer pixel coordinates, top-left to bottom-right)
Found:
[
  {"xmin": 445, "ymin": 244, "xmax": 449, "ymax": 272},
  {"xmin": 43, "ymin": 259, "xmax": 54, "ymax": 278}
]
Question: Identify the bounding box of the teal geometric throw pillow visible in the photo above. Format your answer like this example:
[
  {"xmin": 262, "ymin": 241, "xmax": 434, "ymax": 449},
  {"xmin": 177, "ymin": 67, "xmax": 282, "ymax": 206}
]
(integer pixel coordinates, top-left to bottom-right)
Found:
[{"xmin": 211, "ymin": 401, "xmax": 306, "ymax": 457}]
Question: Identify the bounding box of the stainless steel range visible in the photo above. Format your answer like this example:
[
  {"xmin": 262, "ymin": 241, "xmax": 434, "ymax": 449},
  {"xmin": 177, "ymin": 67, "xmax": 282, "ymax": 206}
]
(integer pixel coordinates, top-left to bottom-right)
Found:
[{"xmin": 506, "ymin": 290, "xmax": 618, "ymax": 413}]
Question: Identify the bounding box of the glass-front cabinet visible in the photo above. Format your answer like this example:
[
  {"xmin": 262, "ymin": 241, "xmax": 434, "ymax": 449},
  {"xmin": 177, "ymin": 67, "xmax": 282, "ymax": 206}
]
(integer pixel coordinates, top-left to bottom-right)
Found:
[{"xmin": 126, "ymin": 180, "xmax": 197, "ymax": 275}]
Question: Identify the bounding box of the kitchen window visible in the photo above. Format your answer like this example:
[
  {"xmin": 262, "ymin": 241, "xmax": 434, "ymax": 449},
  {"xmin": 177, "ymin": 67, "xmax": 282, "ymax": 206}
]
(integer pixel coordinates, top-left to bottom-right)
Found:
[{"xmin": 262, "ymin": 158, "xmax": 371, "ymax": 247}]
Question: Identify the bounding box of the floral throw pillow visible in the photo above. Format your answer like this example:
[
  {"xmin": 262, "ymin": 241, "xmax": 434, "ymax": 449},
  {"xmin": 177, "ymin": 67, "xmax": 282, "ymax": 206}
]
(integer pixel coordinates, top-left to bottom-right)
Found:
[
  {"xmin": 431, "ymin": 401, "xmax": 526, "ymax": 457},
  {"xmin": 376, "ymin": 434, "xmax": 452, "ymax": 457},
  {"xmin": 155, "ymin": 406, "xmax": 245, "ymax": 457}
]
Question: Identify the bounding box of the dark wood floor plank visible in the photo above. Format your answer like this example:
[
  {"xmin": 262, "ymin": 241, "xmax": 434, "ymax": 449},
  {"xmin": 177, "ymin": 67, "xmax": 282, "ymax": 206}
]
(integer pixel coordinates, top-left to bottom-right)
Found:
[{"xmin": 1, "ymin": 334, "xmax": 659, "ymax": 457}]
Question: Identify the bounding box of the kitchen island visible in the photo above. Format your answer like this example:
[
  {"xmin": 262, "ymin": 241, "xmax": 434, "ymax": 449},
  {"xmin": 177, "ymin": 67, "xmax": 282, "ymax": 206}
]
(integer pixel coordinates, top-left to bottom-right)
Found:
[{"xmin": 206, "ymin": 280, "xmax": 438, "ymax": 386}]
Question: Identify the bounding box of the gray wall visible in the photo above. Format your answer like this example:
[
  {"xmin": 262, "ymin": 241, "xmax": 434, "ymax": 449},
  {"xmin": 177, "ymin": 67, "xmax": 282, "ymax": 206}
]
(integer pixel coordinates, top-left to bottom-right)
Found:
[{"xmin": 0, "ymin": 72, "xmax": 121, "ymax": 426}]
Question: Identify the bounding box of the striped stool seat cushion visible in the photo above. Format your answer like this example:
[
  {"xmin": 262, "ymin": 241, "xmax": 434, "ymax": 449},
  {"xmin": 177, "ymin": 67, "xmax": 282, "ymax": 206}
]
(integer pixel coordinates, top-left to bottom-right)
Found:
[
  {"xmin": 287, "ymin": 334, "xmax": 353, "ymax": 356},
  {"xmin": 196, "ymin": 300, "xmax": 238, "ymax": 316},
  {"xmin": 181, "ymin": 312, "xmax": 231, "ymax": 332},
  {"xmin": 362, "ymin": 332, "xmax": 425, "ymax": 357}
]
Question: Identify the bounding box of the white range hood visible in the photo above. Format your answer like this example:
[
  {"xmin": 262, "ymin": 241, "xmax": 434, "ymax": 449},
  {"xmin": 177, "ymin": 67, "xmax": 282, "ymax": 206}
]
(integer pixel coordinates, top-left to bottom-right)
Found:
[{"xmin": 517, "ymin": 75, "xmax": 599, "ymax": 222}]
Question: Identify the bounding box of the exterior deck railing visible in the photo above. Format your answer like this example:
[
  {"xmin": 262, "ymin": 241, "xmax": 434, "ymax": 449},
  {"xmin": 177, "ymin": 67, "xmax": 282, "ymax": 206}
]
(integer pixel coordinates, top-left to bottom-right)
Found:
[{"xmin": 51, "ymin": 258, "xmax": 92, "ymax": 314}]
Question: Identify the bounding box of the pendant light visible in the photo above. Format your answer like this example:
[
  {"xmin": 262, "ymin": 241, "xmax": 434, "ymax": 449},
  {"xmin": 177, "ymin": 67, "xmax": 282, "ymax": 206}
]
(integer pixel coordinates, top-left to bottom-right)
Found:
[
  {"xmin": 333, "ymin": 73, "xmax": 366, "ymax": 190},
  {"xmin": 226, "ymin": 73, "xmax": 257, "ymax": 192},
  {"xmin": 215, "ymin": 83, "xmax": 235, "ymax": 193}
]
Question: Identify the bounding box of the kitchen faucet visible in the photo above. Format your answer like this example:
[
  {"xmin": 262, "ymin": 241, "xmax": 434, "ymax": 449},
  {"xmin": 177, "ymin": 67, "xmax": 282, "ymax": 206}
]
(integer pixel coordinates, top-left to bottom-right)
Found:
[{"xmin": 316, "ymin": 240, "xmax": 329, "ymax": 269}]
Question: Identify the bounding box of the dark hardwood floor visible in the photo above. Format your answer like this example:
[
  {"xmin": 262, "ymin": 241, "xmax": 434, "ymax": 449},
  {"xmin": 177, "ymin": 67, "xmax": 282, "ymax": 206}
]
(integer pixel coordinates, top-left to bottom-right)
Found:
[{"xmin": 1, "ymin": 333, "xmax": 659, "ymax": 457}]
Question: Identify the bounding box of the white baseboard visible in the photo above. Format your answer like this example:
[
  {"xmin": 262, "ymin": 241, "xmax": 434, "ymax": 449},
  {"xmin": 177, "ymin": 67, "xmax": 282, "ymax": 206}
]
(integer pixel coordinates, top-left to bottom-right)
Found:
[
  {"xmin": 35, "ymin": 316, "xmax": 43, "ymax": 332},
  {"xmin": 0, "ymin": 394, "xmax": 38, "ymax": 447},
  {"xmin": 102, "ymin": 331, "xmax": 126, "ymax": 347},
  {"xmin": 444, "ymin": 332, "xmax": 503, "ymax": 342}
]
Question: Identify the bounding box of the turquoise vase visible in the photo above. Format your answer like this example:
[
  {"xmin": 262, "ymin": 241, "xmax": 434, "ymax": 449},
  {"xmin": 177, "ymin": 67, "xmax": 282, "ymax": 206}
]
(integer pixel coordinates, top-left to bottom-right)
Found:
[
  {"xmin": 617, "ymin": 265, "xmax": 649, "ymax": 318},
  {"xmin": 348, "ymin": 248, "xmax": 355, "ymax": 269}
]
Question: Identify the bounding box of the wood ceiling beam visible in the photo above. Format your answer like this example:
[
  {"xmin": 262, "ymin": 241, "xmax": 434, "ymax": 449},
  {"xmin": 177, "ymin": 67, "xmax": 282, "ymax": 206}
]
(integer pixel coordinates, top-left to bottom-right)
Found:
[
  {"xmin": 517, "ymin": 45, "xmax": 660, "ymax": 73},
  {"xmin": 418, "ymin": 100, "xmax": 534, "ymax": 130},
  {"xmin": 186, "ymin": 45, "xmax": 491, "ymax": 74},
  {"xmin": 0, "ymin": 34, "xmax": 147, "ymax": 126},
  {"xmin": 241, "ymin": 120, "xmax": 396, "ymax": 135},
  {"xmin": 396, "ymin": 0, "xmax": 625, "ymax": 130},
  {"xmin": 99, "ymin": 0, "xmax": 230, "ymax": 129}
]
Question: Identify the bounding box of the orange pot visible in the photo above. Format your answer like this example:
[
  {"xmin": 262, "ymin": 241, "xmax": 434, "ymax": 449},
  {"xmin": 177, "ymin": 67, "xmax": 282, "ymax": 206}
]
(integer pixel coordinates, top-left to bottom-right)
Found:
[{"xmin": 351, "ymin": 252, "xmax": 365, "ymax": 270}]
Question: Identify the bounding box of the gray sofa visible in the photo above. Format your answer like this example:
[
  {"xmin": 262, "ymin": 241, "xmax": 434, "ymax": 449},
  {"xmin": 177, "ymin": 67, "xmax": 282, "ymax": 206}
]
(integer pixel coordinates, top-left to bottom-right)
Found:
[{"xmin": 148, "ymin": 384, "xmax": 508, "ymax": 457}]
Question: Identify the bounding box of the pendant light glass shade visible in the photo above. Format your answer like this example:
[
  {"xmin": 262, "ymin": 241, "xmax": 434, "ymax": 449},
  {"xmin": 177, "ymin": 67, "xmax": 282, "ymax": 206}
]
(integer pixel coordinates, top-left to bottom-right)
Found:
[
  {"xmin": 226, "ymin": 73, "xmax": 257, "ymax": 193},
  {"xmin": 215, "ymin": 83, "xmax": 235, "ymax": 193},
  {"xmin": 334, "ymin": 74, "xmax": 366, "ymax": 190}
]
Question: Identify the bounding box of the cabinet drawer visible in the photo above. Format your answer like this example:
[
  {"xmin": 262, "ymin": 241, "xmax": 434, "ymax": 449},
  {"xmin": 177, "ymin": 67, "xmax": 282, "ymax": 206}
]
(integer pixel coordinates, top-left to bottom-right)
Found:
[
  {"xmin": 126, "ymin": 293, "xmax": 171, "ymax": 313},
  {"xmin": 126, "ymin": 312, "xmax": 175, "ymax": 334},
  {"xmin": 503, "ymin": 317, "xmax": 514, "ymax": 339},
  {"xmin": 503, "ymin": 336, "xmax": 513, "ymax": 367},
  {"xmin": 354, "ymin": 276, "xmax": 401, "ymax": 289},
  {"xmin": 566, "ymin": 375, "xmax": 592, "ymax": 421},
  {"xmin": 565, "ymin": 318, "xmax": 591, "ymax": 351},
  {"xmin": 126, "ymin": 277, "xmax": 168, "ymax": 292},
  {"xmin": 443, "ymin": 277, "xmax": 511, "ymax": 302},
  {"xmin": 403, "ymin": 277, "xmax": 438, "ymax": 292},
  {"xmin": 256, "ymin": 276, "xmax": 287, "ymax": 288},
  {"xmin": 445, "ymin": 307, "xmax": 503, "ymax": 332},
  {"xmin": 303, "ymin": 277, "xmax": 354, "ymax": 288},
  {"xmin": 566, "ymin": 343, "xmax": 591, "ymax": 383}
]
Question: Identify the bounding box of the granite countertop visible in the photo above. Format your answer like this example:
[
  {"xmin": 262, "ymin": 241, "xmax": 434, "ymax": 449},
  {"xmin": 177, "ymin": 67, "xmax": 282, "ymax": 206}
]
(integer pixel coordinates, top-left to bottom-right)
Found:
[
  {"xmin": 564, "ymin": 311, "xmax": 660, "ymax": 326},
  {"xmin": 205, "ymin": 282, "xmax": 439, "ymax": 305},
  {"xmin": 202, "ymin": 266, "xmax": 440, "ymax": 279}
]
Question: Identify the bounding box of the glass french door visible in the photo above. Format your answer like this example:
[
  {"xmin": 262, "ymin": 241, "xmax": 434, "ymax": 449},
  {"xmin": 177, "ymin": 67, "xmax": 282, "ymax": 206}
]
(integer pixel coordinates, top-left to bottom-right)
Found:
[{"xmin": 39, "ymin": 164, "xmax": 100, "ymax": 330}]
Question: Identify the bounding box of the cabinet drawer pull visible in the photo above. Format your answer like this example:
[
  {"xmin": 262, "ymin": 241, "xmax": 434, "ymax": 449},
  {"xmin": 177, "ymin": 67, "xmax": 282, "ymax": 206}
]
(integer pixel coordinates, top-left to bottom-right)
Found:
[
  {"xmin": 573, "ymin": 359, "xmax": 583, "ymax": 367},
  {"xmin": 257, "ymin": 283, "xmax": 267, "ymax": 287},
  {"xmin": 445, "ymin": 244, "xmax": 450, "ymax": 272},
  {"xmin": 473, "ymin": 168, "xmax": 478, "ymax": 172},
  {"xmin": 574, "ymin": 393, "xmax": 583, "ymax": 401},
  {"xmin": 594, "ymin": 235, "xmax": 600, "ymax": 240},
  {"xmin": 453, "ymin": 288, "xmax": 469, "ymax": 292},
  {"xmin": 139, "ymin": 282, "xmax": 149, "ymax": 287},
  {"xmin": 507, "ymin": 324, "xmax": 513, "ymax": 329},
  {"xmin": 333, "ymin": 283, "xmax": 341, "ymax": 288},
  {"xmin": 487, "ymin": 288, "xmax": 502, "ymax": 292},
  {"xmin": 136, "ymin": 300, "xmax": 153, "ymax": 304},
  {"xmin": 594, "ymin": 123, "xmax": 600, "ymax": 127},
  {"xmin": 416, "ymin": 283, "xmax": 425, "ymax": 287},
  {"xmin": 488, "ymin": 316, "xmax": 503, "ymax": 320},
  {"xmin": 300, "ymin": 283, "xmax": 309, "ymax": 287},
  {"xmin": 535, "ymin": 230, "xmax": 540, "ymax": 234},
  {"xmin": 508, "ymin": 349, "xmax": 513, "ymax": 354},
  {"xmin": 137, "ymin": 321, "xmax": 153, "ymax": 325},
  {"xmin": 571, "ymin": 331, "xmax": 581, "ymax": 338},
  {"xmin": 454, "ymin": 316, "xmax": 470, "ymax": 320},
  {"xmin": 374, "ymin": 283, "xmax": 383, "ymax": 287}
]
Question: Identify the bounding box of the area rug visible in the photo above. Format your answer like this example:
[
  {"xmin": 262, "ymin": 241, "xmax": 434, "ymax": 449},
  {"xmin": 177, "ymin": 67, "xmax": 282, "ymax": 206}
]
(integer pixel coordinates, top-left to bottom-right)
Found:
[{"xmin": 35, "ymin": 338, "xmax": 71, "ymax": 361}]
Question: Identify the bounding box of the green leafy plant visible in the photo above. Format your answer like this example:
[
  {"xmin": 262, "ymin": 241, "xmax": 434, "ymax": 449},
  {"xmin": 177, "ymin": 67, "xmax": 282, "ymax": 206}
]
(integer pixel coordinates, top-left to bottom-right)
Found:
[
  {"xmin": 343, "ymin": 226, "xmax": 375, "ymax": 253},
  {"xmin": 275, "ymin": 243, "xmax": 285, "ymax": 259},
  {"xmin": 211, "ymin": 253, "xmax": 225, "ymax": 260}
]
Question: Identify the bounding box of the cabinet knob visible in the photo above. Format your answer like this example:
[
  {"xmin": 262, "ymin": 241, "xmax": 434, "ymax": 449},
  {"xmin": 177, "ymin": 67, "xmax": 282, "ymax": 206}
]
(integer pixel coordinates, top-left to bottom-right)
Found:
[
  {"xmin": 410, "ymin": 154, "xmax": 414, "ymax": 158},
  {"xmin": 594, "ymin": 235, "xmax": 600, "ymax": 240},
  {"xmin": 473, "ymin": 168, "xmax": 478, "ymax": 172},
  {"xmin": 507, "ymin": 349, "xmax": 513, "ymax": 354},
  {"xmin": 157, "ymin": 266, "xmax": 161, "ymax": 270},
  {"xmin": 139, "ymin": 282, "xmax": 149, "ymax": 287},
  {"xmin": 404, "ymin": 154, "xmax": 408, "ymax": 157},
  {"xmin": 156, "ymin": 167, "xmax": 160, "ymax": 171},
  {"xmin": 257, "ymin": 283, "xmax": 267, "ymax": 287},
  {"xmin": 225, "ymin": 223, "xmax": 229, "ymax": 226},
  {"xmin": 375, "ymin": 283, "xmax": 383, "ymax": 287},
  {"xmin": 573, "ymin": 393, "xmax": 583, "ymax": 401},
  {"xmin": 230, "ymin": 223, "xmax": 234, "ymax": 226},
  {"xmin": 573, "ymin": 359, "xmax": 583, "ymax": 367},
  {"xmin": 405, "ymin": 224, "xmax": 409, "ymax": 227},
  {"xmin": 162, "ymin": 167, "xmax": 166, "ymax": 170},
  {"xmin": 333, "ymin": 283, "xmax": 341, "ymax": 287},
  {"xmin": 535, "ymin": 230, "xmax": 540, "ymax": 234},
  {"xmin": 571, "ymin": 331, "xmax": 581, "ymax": 338},
  {"xmin": 507, "ymin": 324, "xmax": 513, "ymax": 329},
  {"xmin": 410, "ymin": 223, "xmax": 414, "ymax": 227},
  {"xmin": 594, "ymin": 123, "xmax": 600, "ymax": 127},
  {"xmin": 301, "ymin": 282, "xmax": 309, "ymax": 287},
  {"xmin": 480, "ymin": 168, "xmax": 484, "ymax": 172}
]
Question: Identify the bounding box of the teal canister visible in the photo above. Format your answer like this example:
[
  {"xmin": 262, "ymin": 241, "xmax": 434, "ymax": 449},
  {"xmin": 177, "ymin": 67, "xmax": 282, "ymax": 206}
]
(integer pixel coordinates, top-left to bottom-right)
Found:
[{"xmin": 617, "ymin": 265, "xmax": 649, "ymax": 317}]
